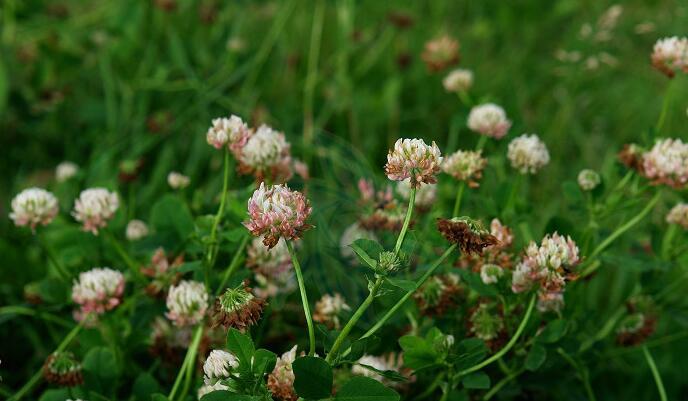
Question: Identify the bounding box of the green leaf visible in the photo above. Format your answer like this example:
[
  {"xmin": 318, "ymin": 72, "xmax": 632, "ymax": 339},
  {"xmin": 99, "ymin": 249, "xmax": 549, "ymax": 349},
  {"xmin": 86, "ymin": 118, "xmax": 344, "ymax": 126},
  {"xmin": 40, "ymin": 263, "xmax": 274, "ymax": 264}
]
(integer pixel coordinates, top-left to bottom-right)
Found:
[
  {"xmin": 226, "ymin": 328, "xmax": 255, "ymax": 373},
  {"xmin": 462, "ymin": 371, "xmax": 491, "ymax": 389},
  {"xmin": 345, "ymin": 336, "xmax": 381, "ymax": 363},
  {"xmin": 357, "ymin": 363, "xmax": 408, "ymax": 382},
  {"xmin": 453, "ymin": 339, "xmax": 488, "ymax": 371},
  {"xmin": 177, "ymin": 261, "xmax": 203, "ymax": 274},
  {"xmin": 385, "ymin": 278, "xmax": 416, "ymax": 292},
  {"xmin": 150, "ymin": 194, "xmax": 194, "ymax": 240},
  {"xmin": 82, "ymin": 346, "xmax": 119, "ymax": 379},
  {"xmin": 253, "ymin": 348, "xmax": 277, "ymax": 377},
  {"xmin": 335, "ymin": 376, "xmax": 400, "ymax": 401},
  {"xmin": 398, "ymin": 335, "xmax": 439, "ymax": 371},
  {"xmin": 133, "ymin": 372, "xmax": 160, "ymax": 400},
  {"xmin": 200, "ymin": 391, "xmax": 263, "ymax": 401},
  {"xmin": 151, "ymin": 393, "xmax": 170, "ymax": 401},
  {"xmin": 39, "ymin": 389, "xmax": 70, "ymax": 401},
  {"xmin": 537, "ymin": 319, "xmax": 568, "ymax": 343},
  {"xmin": 293, "ymin": 356, "xmax": 333, "ymax": 399},
  {"xmin": 525, "ymin": 344, "xmax": 547, "ymax": 371},
  {"xmin": 350, "ymin": 239, "xmax": 381, "ymax": 270}
]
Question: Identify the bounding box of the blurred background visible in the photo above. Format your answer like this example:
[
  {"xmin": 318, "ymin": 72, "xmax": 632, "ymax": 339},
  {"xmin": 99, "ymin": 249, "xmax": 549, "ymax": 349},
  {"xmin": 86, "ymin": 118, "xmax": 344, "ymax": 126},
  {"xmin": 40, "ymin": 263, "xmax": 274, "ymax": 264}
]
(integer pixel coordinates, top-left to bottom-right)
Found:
[{"xmin": 1, "ymin": 0, "xmax": 687, "ymax": 399}]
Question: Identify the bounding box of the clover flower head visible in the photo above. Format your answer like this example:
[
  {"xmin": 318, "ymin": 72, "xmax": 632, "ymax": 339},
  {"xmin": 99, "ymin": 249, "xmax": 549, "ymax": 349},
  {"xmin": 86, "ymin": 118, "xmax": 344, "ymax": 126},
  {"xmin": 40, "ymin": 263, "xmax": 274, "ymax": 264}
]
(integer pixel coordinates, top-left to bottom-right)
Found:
[
  {"xmin": 72, "ymin": 188, "xmax": 119, "ymax": 234},
  {"xmin": 56, "ymin": 161, "xmax": 79, "ymax": 182},
  {"xmin": 469, "ymin": 303, "xmax": 504, "ymax": 341},
  {"xmin": 244, "ymin": 183, "xmax": 312, "ymax": 249},
  {"xmin": 313, "ymin": 293, "xmax": 350, "ymax": 330},
  {"xmin": 10, "ymin": 188, "xmax": 59, "ymax": 231},
  {"xmin": 384, "ymin": 138, "xmax": 442, "ymax": 188},
  {"xmin": 489, "ymin": 218, "xmax": 513, "ymax": 249},
  {"xmin": 443, "ymin": 68, "xmax": 473, "ymax": 93},
  {"xmin": 72, "ymin": 267, "xmax": 125, "ymax": 315},
  {"xmin": 43, "ymin": 351, "xmax": 83, "ymax": 387},
  {"xmin": 441, "ymin": 149, "xmax": 487, "ymax": 187},
  {"xmin": 396, "ymin": 178, "xmax": 437, "ymax": 210},
  {"xmin": 126, "ymin": 219, "xmax": 149, "ymax": 241},
  {"xmin": 268, "ymin": 345, "xmax": 298, "ymax": 401},
  {"xmin": 203, "ymin": 349, "xmax": 239, "ymax": 385},
  {"xmin": 467, "ymin": 103, "xmax": 511, "ymax": 139},
  {"xmin": 578, "ymin": 169, "xmax": 601, "ymax": 191},
  {"xmin": 339, "ymin": 223, "xmax": 378, "ymax": 262},
  {"xmin": 651, "ymin": 36, "xmax": 688, "ymax": 77},
  {"xmin": 206, "ymin": 115, "xmax": 251, "ymax": 152},
  {"xmin": 421, "ymin": 35, "xmax": 460, "ymax": 72},
  {"xmin": 507, "ymin": 134, "xmax": 550, "ymax": 174},
  {"xmin": 537, "ymin": 289, "xmax": 565, "ymax": 312},
  {"xmin": 480, "ymin": 263, "xmax": 504, "ymax": 285},
  {"xmin": 641, "ymin": 138, "xmax": 688, "ymax": 188},
  {"xmin": 167, "ymin": 171, "xmax": 190, "ymax": 189},
  {"xmin": 238, "ymin": 125, "xmax": 292, "ymax": 182},
  {"xmin": 166, "ymin": 280, "xmax": 209, "ymax": 327},
  {"xmin": 666, "ymin": 203, "xmax": 688, "ymax": 229},
  {"xmin": 212, "ymin": 282, "xmax": 266, "ymax": 330}
]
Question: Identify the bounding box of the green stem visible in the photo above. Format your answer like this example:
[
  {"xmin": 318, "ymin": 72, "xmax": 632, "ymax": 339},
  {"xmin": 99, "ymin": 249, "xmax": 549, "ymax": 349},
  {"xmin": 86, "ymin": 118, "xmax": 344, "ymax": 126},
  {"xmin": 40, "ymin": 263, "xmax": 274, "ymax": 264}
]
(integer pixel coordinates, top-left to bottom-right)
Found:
[
  {"xmin": 168, "ymin": 325, "xmax": 204, "ymax": 401},
  {"xmin": 475, "ymin": 134, "xmax": 487, "ymax": 151},
  {"xmin": 206, "ymin": 150, "xmax": 231, "ymax": 286},
  {"xmin": 642, "ymin": 345, "xmax": 668, "ymax": 401},
  {"xmin": 286, "ymin": 240, "xmax": 316, "ymax": 356},
  {"xmin": 39, "ymin": 234, "xmax": 70, "ymax": 281},
  {"xmin": 326, "ymin": 276, "xmax": 384, "ymax": 363},
  {"xmin": 0, "ymin": 306, "xmax": 72, "ymax": 328},
  {"xmin": 455, "ymin": 294, "xmax": 536, "ymax": 378},
  {"xmin": 581, "ymin": 192, "xmax": 661, "ymax": 277},
  {"xmin": 654, "ymin": 87, "xmax": 671, "ymax": 134},
  {"xmin": 483, "ymin": 368, "xmax": 525, "ymax": 400},
  {"xmin": 578, "ymin": 306, "xmax": 625, "ymax": 353},
  {"xmin": 303, "ymin": 0, "xmax": 325, "ymax": 163},
  {"xmin": 107, "ymin": 231, "xmax": 143, "ymax": 282},
  {"xmin": 394, "ymin": 187, "xmax": 416, "ymax": 256},
  {"xmin": 452, "ymin": 182, "xmax": 466, "ymax": 217},
  {"xmin": 216, "ymin": 234, "xmax": 250, "ymax": 295},
  {"xmin": 9, "ymin": 319, "xmax": 86, "ymax": 401},
  {"xmin": 359, "ymin": 245, "xmax": 457, "ymax": 341}
]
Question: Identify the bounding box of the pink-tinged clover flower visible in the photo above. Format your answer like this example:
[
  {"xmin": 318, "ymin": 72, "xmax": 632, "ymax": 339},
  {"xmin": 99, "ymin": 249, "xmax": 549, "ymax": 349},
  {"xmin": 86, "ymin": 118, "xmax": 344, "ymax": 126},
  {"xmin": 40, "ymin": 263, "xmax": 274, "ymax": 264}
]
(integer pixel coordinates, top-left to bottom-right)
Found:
[
  {"xmin": 666, "ymin": 203, "xmax": 688, "ymax": 229},
  {"xmin": 244, "ymin": 183, "xmax": 312, "ymax": 249},
  {"xmin": 72, "ymin": 267, "xmax": 125, "ymax": 317},
  {"xmin": 467, "ymin": 103, "xmax": 512, "ymax": 139},
  {"xmin": 72, "ymin": 188, "xmax": 119, "ymax": 235},
  {"xmin": 165, "ymin": 280, "xmax": 209, "ymax": 327},
  {"xmin": 206, "ymin": 115, "xmax": 251, "ymax": 155},
  {"xmin": 651, "ymin": 36, "xmax": 688, "ymax": 78},
  {"xmin": 9, "ymin": 188, "xmax": 59, "ymax": 231},
  {"xmin": 384, "ymin": 138, "xmax": 442, "ymax": 188},
  {"xmin": 641, "ymin": 138, "xmax": 688, "ymax": 188}
]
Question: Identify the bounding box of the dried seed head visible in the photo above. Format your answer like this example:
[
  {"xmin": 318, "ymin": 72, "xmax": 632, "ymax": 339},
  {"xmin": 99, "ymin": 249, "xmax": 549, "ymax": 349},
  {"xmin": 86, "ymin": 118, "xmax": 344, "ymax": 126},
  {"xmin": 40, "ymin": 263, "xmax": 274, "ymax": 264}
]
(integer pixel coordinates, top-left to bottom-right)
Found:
[
  {"xmin": 43, "ymin": 351, "xmax": 83, "ymax": 387},
  {"xmin": 212, "ymin": 283, "xmax": 266, "ymax": 330},
  {"xmin": 436, "ymin": 217, "xmax": 498, "ymax": 255}
]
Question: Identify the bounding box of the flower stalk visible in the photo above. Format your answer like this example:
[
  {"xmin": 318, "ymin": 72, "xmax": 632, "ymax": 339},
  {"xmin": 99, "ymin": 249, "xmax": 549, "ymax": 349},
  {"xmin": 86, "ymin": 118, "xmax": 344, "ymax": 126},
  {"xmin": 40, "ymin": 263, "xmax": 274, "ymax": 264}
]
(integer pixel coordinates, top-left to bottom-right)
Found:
[
  {"xmin": 206, "ymin": 149, "xmax": 232, "ymax": 285},
  {"xmin": 285, "ymin": 240, "xmax": 316, "ymax": 356},
  {"xmin": 643, "ymin": 345, "xmax": 668, "ymax": 401}
]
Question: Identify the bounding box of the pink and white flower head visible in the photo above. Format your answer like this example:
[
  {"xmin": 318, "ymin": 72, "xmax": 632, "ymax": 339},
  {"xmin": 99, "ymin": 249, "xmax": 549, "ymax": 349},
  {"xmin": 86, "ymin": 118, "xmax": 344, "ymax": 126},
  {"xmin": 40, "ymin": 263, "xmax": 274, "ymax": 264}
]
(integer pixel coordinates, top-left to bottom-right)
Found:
[
  {"xmin": 125, "ymin": 219, "xmax": 149, "ymax": 241},
  {"xmin": 651, "ymin": 36, "xmax": 688, "ymax": 77},
  {"xmin": 396, "ymin": 178, "xmax": 437, "ymax": 210},
  {"xmin": 72, "ymin": 267, "xmax": 125, "ymax": 316},
  {"xmin": 441, "ymin": 149, "xmax": 487, "ymax": 187},
  {"xmin": 641, "ymin": 138, "xmax": 688, "ymax": 188},
  {"xmin": 490, "ymin": 218, "xmax": 513, "ymax": 249},
  {"xmin": 203, "ymin": 349, "xmax": 239, "ymax": 385},
  {"xmin": 512, "ymin": 233, "xmax": 579, "ymax": 296},
  {"xmin": 480, "ymin": 263, "xmax": 504, "ymax": 285},
  {"xmin": 165, "ymin": 280, "xmax": 209, "ymax": 327},
  {"xmin": 56, "ymin": 161, "xmax": 79, "ymax": 182},
  {"xmin": 577, "ymin": 169, "xmax": 601, "ymax": 191},
  {"xmin": 72, "ymin": 188, "xmax": 119, "ymax": 235},
  {"xmin": 238, "ymin": 124, "xmax": 292, "ymax": 182},
  {"xmin": 313, "ymin": 293, "xmax": 350, "ymax": 330},
  {"xmin": 666, "ymin": 203, "xmax": 688, "ymax": 229},
  {"xmin": 384, "ymin": 138, "xmax": 442, "ymax": 188},
  {"xmin": 443, "ymin": 68, "xmax": 473, "ymax": 93},
  {"xmin": 537, "ymin": 290, "xmax": 565, "ymax": 313},
  {"xmin": 167, "ymin": 171, "xmax": 190, "ymax": 189},
  {"xmin": 244, "ymin": 183, "xmax": 312, "ymax": 249},
  {"xmin": 507, "ymin": 134, "xmax": 550, "ymax": 174},
  {"xmin": 467, "ymin": 103, "xmax": 511, "ymax": 139},
  {"xmin": 10, "ymin": 188, "xmax": 59, "ymax": 231},
  {"xmin": 268, "ymin": 345, "xmax": 298, "ymax": 401},
  {"xmin": 206, "ymin": 115, "xmax": 251, "ymax": 153}
]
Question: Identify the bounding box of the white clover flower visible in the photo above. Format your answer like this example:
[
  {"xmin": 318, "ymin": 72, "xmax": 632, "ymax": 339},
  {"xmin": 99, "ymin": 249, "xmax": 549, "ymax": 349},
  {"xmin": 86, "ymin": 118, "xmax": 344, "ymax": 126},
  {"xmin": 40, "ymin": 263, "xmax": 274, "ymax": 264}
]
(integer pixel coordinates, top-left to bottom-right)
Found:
[
  {"xmin": 167, "ymin": 171, "xmax": 190, "ymax": 189},
  {"xmin": 384, "ymin": 138, "xmax": 442, "ymax": 188},
  {"xmin": 72, "ymin": 188, "xmax": 119, "ymax": 235},
  {"xmin": 267, "ymin": 345, "xmax": 298, "ymax": 401},
  {"xmin": 339, "ymin": 223, "xmax": 378, "ymax": 261},
  {"xmin": 166, "ymin": 280, "xmax": 209, "ymax": 327},
  {"xmin": 56, "ymin": 161, "xmax": 79, "ymax": 182},
  {"xmin": 240, "ymin": 125, "xmax": 290, "ymax": 170},
  {"xmin": 206, "ymin": 115, "xmax": 250, "ymax": 151},
  {"xmin": 651, "ymin": 36, "xmax": 688, "ymax": 77},
  {"xmin": 507, "ymin": 134, "xmax": 550, "ymax": 174},
  {"xmin": 125, "ymin": 219, "xmax": 149, "ymax": 241},
  {"xmin": 467, "ymin": 103, "xmax": 511, "ymax": 139},
  {"xmin": 641, "ymin": 138, "xmax": 688, "ymax": 188},
  {"xmin": 577, "ymin": 169, "xmax": 601, "ymax": 191},
  {"xmin": 9, "ymin": 188, "xmax": 59, "ymax": 230},
  {"xmin": 313, "ymin": 293, "xmax": 350, "ymax": 330},
  {"xmin": 537, "ymin": 290, "xmax": 565, "ymax": 313},
  {"xmin": 203, "ymin": 349, "xmax": 239, "ymax": 385},
  {"xmin": 441, "ymin": 149, "xmax": 487, "ymax": 186},
  {"xmin": 666, "ymin": 203, "xmax": 688, "ymax": 229},
  {"xmin": 442, "ymin": 68, "xmax": 473, "ymax": 93},
  {"xmin": 480, "ymin": 264, "xmax": 504, "ymax": 285},
  {"xmin": 198, "ymin": 382, "xmax": 230, "ymax": 399},
  {"xmin": 72, "ymin": 267, "xmax": 125, "ymax": 316},
  {"xmin": 396, "ymin": 178, "xmax": 437, "ymax": 209}
]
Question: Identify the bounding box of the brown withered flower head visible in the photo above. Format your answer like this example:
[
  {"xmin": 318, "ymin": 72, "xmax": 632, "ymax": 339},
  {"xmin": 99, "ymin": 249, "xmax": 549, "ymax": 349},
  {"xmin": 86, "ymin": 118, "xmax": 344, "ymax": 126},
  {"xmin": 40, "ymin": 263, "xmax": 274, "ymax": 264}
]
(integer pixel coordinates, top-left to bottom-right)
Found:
[
  {"xmin": 357, "ymin": 178, "xmax": 410, "ymax": 232},
  {"xmin": 43, "ymin": 351, "xmax": 83, "ymax": 387},
  {"xmin": 616, "ymin": 296, "xmax": 657, "ymax": 347},
  {"xmin": 421, "ymin": 35, "xmax": 460, "ymax": 72},
  {"xmin": 437, "ymin": 217, "xmax": 499, "ymax": 254},
  {"xmin": 618, "ymin": 143, "xmax": 645, "ymax": 172},
  {"xmin": 457, "ymin": 218, "xmax": 514, "ymax": 272},
  {"xmin": 414, "ymin": 273, "xmax": 463, "ymax": 317},
  {"xmin": 212, "ymin": 282, "xmax": 266, "ymax": 331}
]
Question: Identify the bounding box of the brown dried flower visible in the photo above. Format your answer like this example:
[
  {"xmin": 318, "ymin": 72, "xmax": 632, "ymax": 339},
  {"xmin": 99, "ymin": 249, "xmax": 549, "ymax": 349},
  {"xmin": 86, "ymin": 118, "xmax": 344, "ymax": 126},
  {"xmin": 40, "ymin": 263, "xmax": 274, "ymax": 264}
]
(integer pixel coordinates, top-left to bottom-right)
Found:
[{"xmin": 437, "ymin": 217, "xmax": 498, "ymax": 254}]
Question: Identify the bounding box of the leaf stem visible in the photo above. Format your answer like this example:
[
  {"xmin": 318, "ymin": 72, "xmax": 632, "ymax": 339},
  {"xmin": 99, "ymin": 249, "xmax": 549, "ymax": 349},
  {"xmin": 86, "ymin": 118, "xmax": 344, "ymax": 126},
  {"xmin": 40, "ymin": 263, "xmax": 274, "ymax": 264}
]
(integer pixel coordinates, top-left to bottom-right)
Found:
[
  {"xmin": 642, "ymin": 345, "xmax": 668, "ymax": 401},
  {"xmin": 452, "ymin": 182, "xmax": 466, "ymax": 217},
  {"xmin": 168, "ymin": 325, "xmax": 204, "ymax": 401},
  {"xmin": 394, "ymin": 187, "xmax": 416, "ymax": 256},
  {"xmin": 286, "ymin": 240, "xmax": 316, "ymax": 356}
]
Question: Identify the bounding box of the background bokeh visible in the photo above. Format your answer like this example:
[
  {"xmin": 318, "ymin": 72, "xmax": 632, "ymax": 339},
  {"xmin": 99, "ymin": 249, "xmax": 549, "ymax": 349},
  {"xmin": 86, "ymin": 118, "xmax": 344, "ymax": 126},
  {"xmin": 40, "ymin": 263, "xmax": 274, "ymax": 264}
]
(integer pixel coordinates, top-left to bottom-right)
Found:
[{"xmin": 1, "ymin": 0, "xmax": 687, "ymax": 399}]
